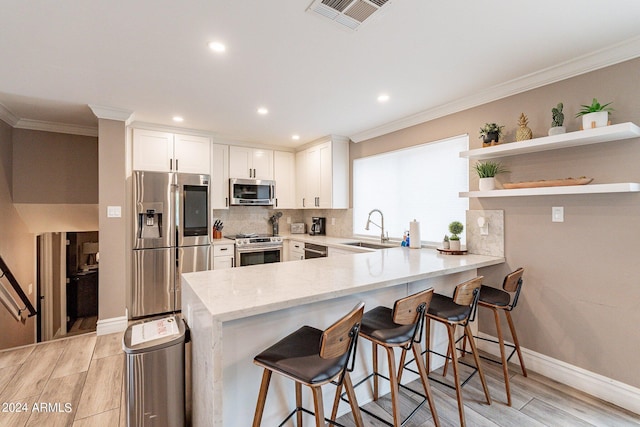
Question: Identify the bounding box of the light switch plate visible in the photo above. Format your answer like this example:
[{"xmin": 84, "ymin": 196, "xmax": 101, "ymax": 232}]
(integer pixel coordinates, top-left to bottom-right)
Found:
[
  {"xmin": 107, "ymin": 206, "xmax": 122, "ymax": 218},
  {"xmin": 552, "ymin": 206, "xmax": 564, "ymax": 222}
]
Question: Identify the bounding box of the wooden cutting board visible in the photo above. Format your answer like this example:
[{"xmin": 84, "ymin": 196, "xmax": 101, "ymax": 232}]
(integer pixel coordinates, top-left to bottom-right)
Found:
[{"xmin": 503, "ymin": 177, "xmax": 593, "ymax": 189}]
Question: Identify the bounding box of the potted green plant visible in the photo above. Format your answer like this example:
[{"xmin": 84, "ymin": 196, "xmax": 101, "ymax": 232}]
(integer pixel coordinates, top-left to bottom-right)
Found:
[
  {"xmin": 548, "ymin": 102, "xmax": 566, "ymax": 136},
  {"xmin": 473, "ymin": 160, "xmax": 509, "ymax": 191},
  {"xmin": 575, "ymin": 98, "xmax": 613, "ymax": 129},
  {"xmin": 448, "ymin": 221, "xmax": 464, "ymax": 251},
  {"xmin": 479, "ymin": 123, "xmax": 505, "ymax": 146}
]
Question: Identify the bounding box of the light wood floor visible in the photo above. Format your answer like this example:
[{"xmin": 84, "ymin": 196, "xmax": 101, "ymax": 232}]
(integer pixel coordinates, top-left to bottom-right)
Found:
[{"xmin": 1, "ymin": 332, "xmax": 639, "ymax": 427}]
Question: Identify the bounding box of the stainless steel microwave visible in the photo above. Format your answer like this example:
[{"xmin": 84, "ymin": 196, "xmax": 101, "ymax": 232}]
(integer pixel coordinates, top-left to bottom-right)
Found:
[{"xmin": 229, "ymin": 178, "xmax": 275, "ymax": 206}]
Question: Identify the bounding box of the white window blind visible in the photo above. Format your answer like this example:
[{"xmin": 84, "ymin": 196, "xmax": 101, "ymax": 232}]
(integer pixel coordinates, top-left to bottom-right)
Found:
[{"xmin": 353, "ymin": 134, "xmax": 469, "ymax": 245}]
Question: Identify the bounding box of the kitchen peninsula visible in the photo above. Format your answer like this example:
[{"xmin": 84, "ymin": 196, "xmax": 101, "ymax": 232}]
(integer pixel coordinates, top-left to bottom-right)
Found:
[{"xmin": 182, "ymin": 245, "xmax": 504, "ymax": 426}]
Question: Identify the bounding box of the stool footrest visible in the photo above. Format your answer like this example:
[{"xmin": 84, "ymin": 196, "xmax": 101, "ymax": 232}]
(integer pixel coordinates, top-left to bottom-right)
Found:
[
  {"xmin": 474, "ymin": 335, "xmax": 520, "ymax": 367},
  {"xmin": 403, "ymin": 348, "xmax": 480, "ymax": 391},
  {"xmin": 344, "ymin": 372, "xmax": 428, "ymax": 427},
  {"xmin": 278, "ymin": 406, "xmax": 350, "ymax": 427}
]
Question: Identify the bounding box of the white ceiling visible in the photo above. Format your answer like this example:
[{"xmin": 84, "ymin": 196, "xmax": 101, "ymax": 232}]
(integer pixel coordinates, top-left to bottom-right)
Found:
[{"xmin": 1, "ymin": 0, "xmax": 640, "ymax": 148}]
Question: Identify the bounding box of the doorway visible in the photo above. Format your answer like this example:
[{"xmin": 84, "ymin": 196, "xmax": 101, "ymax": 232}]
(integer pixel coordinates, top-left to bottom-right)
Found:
[{"xmin": 36, "ymin": 231, "xmax": 99, "ymax": 342}]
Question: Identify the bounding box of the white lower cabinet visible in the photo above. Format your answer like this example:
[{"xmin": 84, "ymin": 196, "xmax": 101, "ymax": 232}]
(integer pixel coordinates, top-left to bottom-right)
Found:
[
  {"xmin": 289, "ymin": 240, "xmax": 304, "ymax": 261},
  {"xmin": 212, "ymin": 243, "xmax": 234, "ymax": 269}
]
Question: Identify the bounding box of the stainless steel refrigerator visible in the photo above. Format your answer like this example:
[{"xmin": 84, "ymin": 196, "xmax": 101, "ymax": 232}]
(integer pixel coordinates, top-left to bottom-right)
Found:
[{"xmin": 131, "ymin": 171, "xmax": 211, "ymax": 319}]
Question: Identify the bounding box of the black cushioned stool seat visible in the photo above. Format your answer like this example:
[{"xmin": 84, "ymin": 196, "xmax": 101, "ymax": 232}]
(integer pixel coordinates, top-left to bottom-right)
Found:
[
  {"xmin": 474, "ymin": 268, "xmax": 527, "ymax": 407},
  {"xmin": 428, "ymin": 293, "xmax": 473, "ymax": 322},
  {"xmin": 252, "ymin": 302, "xmax": 365, "ymax": 427},
  {"xmin": 355, "ymin": 289, "xmax": 440, "ymax": 427}
]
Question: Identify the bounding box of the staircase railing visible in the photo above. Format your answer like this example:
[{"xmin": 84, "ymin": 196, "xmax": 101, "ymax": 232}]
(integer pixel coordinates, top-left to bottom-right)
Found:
[{"xmin": 0, "ymin": 255, "xmax": 37, "ymax": 320}]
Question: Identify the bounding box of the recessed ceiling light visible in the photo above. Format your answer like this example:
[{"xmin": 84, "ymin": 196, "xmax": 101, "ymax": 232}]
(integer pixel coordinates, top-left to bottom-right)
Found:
[
  {"xmin": 292, "ymin": 134, "xmax": 300, "ymax": 140},
  {"xmin": 377, "ymin": 94, "xmax": 390, "ymax": 103},
  {"xmin": 208, "ymin": 41, "xmax": 226, "ymax": 53},
  {"xmin": 173, "ymin": 116, "xmax": 184, "ymax": 122},
  {"xmin": 257, "ymin": 107, "xmax": 269, "ymax": 115}
]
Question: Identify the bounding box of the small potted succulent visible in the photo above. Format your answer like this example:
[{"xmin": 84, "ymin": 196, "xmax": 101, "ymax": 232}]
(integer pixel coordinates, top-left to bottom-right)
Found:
[
  {"xmin": 575, "ymin": 98, "xmax": 613, "ymax": 129},
  {"xmin": 548, "ymin": 102, "xmax": 566, "ymax": 136},
  {"xmin": 448, "ymin": 221, "xmax": 464, "ymax": 251},
  {"xmin": 473, "ymin": 160, "xmax": 509, "ymax": 191},
  {"xmin": 479, "ymin": 123, "xmax": 505, "ymax": 146}
]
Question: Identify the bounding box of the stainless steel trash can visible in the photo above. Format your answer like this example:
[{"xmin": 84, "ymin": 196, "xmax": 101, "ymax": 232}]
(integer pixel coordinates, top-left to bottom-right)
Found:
[{"xmin": 123, "ymin": 315, "xmax": 188, "ymax": 427}]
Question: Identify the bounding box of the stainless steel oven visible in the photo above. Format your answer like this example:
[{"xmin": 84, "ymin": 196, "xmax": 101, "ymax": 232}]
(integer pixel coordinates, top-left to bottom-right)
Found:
[{"xmin": 232, "ymin": 234, "xmax": 283, "ymax": 267}]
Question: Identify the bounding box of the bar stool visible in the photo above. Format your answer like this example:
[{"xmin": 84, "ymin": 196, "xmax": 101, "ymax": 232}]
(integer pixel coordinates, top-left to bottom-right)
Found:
[
  {"xmin": 400, "ymin": 276, "xmax": 490, "ymax": 427},
  {"xmin": 354, "ymin": 288, "xmax": 440, "ymax": 427},
  {"xmin": 252, "ymin": 302, "xmax": 365, "ymax": 427},
  {"xmin": 473, "ymin": 267, "xmax": 527, "ymax": 406}
]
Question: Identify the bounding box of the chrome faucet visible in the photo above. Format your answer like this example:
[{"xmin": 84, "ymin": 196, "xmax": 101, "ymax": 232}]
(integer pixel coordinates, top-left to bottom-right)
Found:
[{"xmin": 365, "ymin": 209, "xmax": 389, "ymax": 243}]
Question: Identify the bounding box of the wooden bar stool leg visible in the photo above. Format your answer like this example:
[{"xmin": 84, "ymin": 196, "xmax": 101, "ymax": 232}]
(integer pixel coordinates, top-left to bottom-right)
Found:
[
  {"xmin": 464, "ymin": 324, "xmax": 491, "ymax": 405},
  {"xmin": 372, "ymin": 341, "xmax": 379, "ymax": 401},
  {"xmin": 424, "ymin": 316, "xmax": 432, "ymax": 373},
  {"xmin": 505, "ymin": 310, "xmax": 528, "ymax": 376},
  {"xmin": 446, "ymin": 324, "xmax": 466, "ymax": 427},
  {"xmin": 330, "ymin": 381, "xmax": 343, "ymax": 422},
  {"xmin": 385, "ymin": 346, "xmax": 402, "ymax": 427},
  {"xmin": 311, "ymin": 386, "xmax": 325, "ymax": 427},
  {"xmin": 493, "ymin": 307, "xmax": 512, "ymax": 406},
  {"xmin": 296, "ymin": 382, "xmax": 304, "ymax": 426},
  {"xmin": 252, "ymin": 369, "xmax": 272, "ymax": 427},
  {"xmin": 412, "ymin": 341, "xmax": 441, "ymax": 427},
  {"xmin": 397, "ymin": 345, "xmax": 408, "ymax": 383},
  {"xmin": 343, "ymin": 372, "xmax": 365, "ymax": 427}
]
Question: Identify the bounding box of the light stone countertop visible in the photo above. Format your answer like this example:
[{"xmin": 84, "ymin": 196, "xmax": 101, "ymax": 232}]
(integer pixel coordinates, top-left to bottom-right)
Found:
[{"xmin": 182, "ymin": 246, "xmax": 504, "ymax": 322}]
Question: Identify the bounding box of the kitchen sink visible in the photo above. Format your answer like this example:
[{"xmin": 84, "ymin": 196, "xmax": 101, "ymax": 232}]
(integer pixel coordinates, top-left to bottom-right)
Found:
[{"xmin": 342, "ymin": 241, "xmax": 393, "ymax": 250}]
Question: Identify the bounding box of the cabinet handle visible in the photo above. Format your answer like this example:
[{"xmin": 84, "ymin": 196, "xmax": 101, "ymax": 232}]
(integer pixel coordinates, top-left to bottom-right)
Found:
[
  {"xmin": 275, "ymin": 198, "xmax": 278, "ymax": 207},
  {"xmin": 302, "ymin": 198, "xmax": 305, "ymax": 208},
  {"xmin": 176, "ymin": 159, "xmax": 179, "ymax": 171},
  {"xmin": 170, "ymin": 159, "xmax": 173, "ymax": 170},
  {"xmin": 225, "ymin": 197, "xmax": 228, "ymax": 207},
  {"xmin": 220, "ymin": 247, "xmax": 228, "ymax": 251}
]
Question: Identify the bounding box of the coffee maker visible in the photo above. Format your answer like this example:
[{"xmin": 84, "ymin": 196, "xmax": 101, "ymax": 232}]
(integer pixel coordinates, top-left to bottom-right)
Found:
[{"xmin": 310, "ymin": 217, "xmax": 326, "ymax": 235}]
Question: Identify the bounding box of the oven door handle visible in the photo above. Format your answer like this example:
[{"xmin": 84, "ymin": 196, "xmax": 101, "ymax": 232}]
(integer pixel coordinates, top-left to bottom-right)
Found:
[{"xmin": 303, "ymin": 247, "xmax": 327, "ymax": 256}]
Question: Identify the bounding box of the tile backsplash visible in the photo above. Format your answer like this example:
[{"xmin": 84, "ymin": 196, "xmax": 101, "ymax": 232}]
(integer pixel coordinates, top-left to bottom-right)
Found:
[{"xmin": 212, "ymin": 207, "xmax": 352, "ymax": 237}]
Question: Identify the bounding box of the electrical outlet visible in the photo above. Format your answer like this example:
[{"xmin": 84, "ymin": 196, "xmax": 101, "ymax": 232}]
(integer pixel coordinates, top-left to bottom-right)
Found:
[
  {"xmin": 107, "ymin": 206, "xmax": 122, "ymax": 218},
  {"xmin": 552, "ymin": 206, "xmax": 564, "ymax": 222},
  {"xmin": 331, "ymin": 218, "xmax": 336, "ymax": 226},
  {"xmin": 286, "ymin": 216, "xmax": 291, "ymax": 224},
  {"xmin": 28, "ymin": 283, "xmax": 33, "ymax": 295}
]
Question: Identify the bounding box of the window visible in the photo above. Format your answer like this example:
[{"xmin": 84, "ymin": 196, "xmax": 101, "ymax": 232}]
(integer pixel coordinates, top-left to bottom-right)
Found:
[{"xmin": 353, "ymin": 134, "xmax": 469, "ymax": 245}]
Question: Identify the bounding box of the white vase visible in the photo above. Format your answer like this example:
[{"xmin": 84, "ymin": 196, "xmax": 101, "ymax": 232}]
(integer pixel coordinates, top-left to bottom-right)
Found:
[
  {"xmin": 548, "ymin": 126, "xmax": 566, "ymax": 136},
  {"xmin": 449, "ymin": 239, "xmax": 461, "ymax": 251},
  {"xmin": 581, "ymin": 111, "xmax": 608, "ymax": 129},
  {"xmin": 479, "ymin": 177, "xmax": 496, "ymax": 191}
]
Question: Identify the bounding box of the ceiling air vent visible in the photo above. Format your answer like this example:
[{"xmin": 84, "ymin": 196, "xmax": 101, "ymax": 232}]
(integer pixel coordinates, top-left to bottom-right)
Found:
[{"xmin": 307, "ymin": 0, "xmax": 391, "ymax": 30}]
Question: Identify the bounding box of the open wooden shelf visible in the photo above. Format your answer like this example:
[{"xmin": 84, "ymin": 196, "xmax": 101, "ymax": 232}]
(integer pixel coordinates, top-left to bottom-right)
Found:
[
  {"xmin": 460, "ymin": 182, "xmax": 640, "ymax": 198},
  {"xmin": 460, "ymin": 122, "xmax": 640, "ymax": 160}
]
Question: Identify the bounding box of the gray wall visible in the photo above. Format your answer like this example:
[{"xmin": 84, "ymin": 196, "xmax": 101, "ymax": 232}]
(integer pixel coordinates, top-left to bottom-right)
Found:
[
  {"xmin": 0, "ymin": 120, "xmax": 36, "ymax": 350},
  {"xmin": 12, "ymin": 129, "xmax": 97, "ymax": 204},
  {"xmin": 351, "ymin": 57, "xmax": 640, "ymax": 388}
]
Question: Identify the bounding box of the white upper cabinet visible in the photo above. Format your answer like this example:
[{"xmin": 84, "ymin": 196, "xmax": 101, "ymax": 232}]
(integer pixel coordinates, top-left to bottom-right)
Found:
[
  {"xmin": 295, "ymin": 136, "xmax": 349, "ymax": 209},
  {"xmin": 229, "ymin": 146, "xmax": 274, "ymax": 179},
  {"xmin": 211, "ymin": 143, "xmax": 230, "ymax": 209},
  {"xmin": 132, "ymin": 128, "xmax": 210, "ymax": 174},
  {"xmin": 273, "ymin": 151, "xmax": 296, "ymax": 209}
]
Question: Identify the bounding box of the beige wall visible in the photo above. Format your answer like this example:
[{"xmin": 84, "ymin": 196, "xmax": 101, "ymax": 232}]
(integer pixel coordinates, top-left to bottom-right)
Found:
[
  {"xmin": 97, "ymin": 119, "xmax": 127, "ymax": 320},
  {"xmin": 12, "ymin": 129, "xmax": 98, "ymax": 204},
  {"xmin": 0, "ymin": 120, "xmax": 36, "ymax": 350},
  {"xmin": 352, "ymin": 57, "xmax": 640, "ymax": 388}
]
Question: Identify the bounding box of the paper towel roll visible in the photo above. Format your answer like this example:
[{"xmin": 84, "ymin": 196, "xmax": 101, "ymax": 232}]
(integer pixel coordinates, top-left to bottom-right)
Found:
[{"xmin": 409, "ymin": 219, "xmax": 421, "ymax": 248}]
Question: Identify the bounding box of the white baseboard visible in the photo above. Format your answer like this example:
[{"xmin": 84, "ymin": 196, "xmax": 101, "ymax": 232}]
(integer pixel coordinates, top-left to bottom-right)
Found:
[
  {"xmin": 96, "ymin": 315, "xmax": 128, "ymax": 336},
  {"xmin": 477, "ymin": 332, "xmax": 640, "ymax": 415}
]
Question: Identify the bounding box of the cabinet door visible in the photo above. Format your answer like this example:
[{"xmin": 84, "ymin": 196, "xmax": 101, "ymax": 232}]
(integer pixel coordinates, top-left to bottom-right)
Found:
[
  {"xmin": 229, "ymin": 146, "xmax": 252, "ymax": 178},
  {"xmin": 211, "ymin": 144, "xmax": 229, "ymax": 209},
  {"xmin": 318, "ymin": 142, "xmax": 333, "ymax": 208},
  {"xmin": 251, "ymin": 149, "xmax": 274, "ymax": 179},
  {"xmin": 274, "ymin": 151, "xmax": 295, "ymax": 209},
  {"xmin": 306, "ymin": 145, "xmax": 322, "ymax": 207},
  {"xmin": 213, "ymin": 256, "xmax": 234, "ymax": 269},
  {"xmin": 295, "ymin": 151, "xmax": 307, "ymax": 208},
  {"xmin": 132, "ymin": 129, "xmax": 174, "ymax": 172},
  {"xmin": 289, "ymin": 240, "xmax": 305, "ymax": 261},
  {"xmin": 174, "ymin": 134, "xmax": 211, "ymax": 174}
]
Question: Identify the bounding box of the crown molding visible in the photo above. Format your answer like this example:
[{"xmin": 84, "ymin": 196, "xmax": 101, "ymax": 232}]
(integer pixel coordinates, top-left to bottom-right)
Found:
[
  {"xmin": 350, "ymin": 36, "xmax": 640, "ymax": 143},
  {"xmin": 0, "ymin": 102, "xmax": 19, "ymax": 127},
  {"xmin": 89, "ymin": 104, "xmax": 135, "ymax": 124},
  {"xmin": 14, "ymin": 118, "xmax": 98, "ymax": 137}
]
